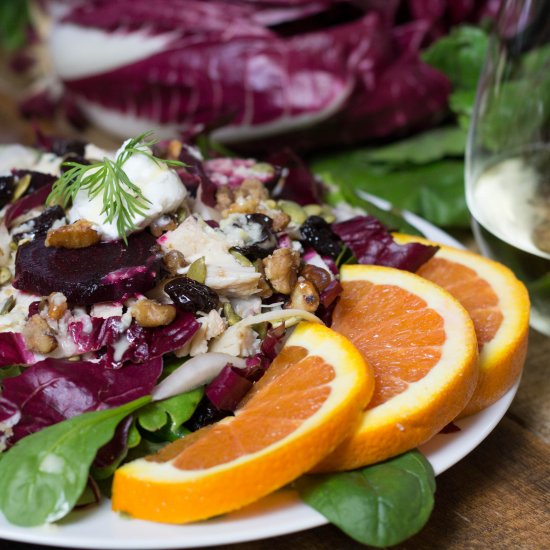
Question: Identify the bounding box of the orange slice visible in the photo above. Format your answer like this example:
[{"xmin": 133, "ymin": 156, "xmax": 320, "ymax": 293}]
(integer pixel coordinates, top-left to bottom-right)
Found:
[
  {"xmin": 314, "ymin": 264, "xmax": 478, "ymax": 472},
  {"xmin": 393, "ymin": 234, "xmax": 530, "ymax": 417},
  {"xmin": 112, "ymin": 321, "xmax": 373, "ymax": 524}
]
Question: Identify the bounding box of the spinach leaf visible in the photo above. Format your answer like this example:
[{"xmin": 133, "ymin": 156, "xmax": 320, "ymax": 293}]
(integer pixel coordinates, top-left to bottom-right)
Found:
[
  {"xmin": 358, "ymin": 126, "xmax": 466, "ymax": 165},
  {"xmin": 296, "ymin": 450, "xmax": 435, "ymax": 548},
  {"xmin": 137, "ymin": 388, "xmax": 203, "ymax": 441},
  {"xmin": 316, "ymin": 157, "xmax": 468, "ymax": 228},
  {"xmin": 0, "ymin": 396, "xmax": 150, "ymax": 527},
  {"xmin": 422, "ymin": 26, "xmax": 488, "ymax": 93}
]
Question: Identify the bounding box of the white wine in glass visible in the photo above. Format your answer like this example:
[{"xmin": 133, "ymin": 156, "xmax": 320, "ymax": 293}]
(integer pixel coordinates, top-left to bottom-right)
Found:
[{"xmin": 466, "ymin": 0, "xmax": 550, "ymax": 335}]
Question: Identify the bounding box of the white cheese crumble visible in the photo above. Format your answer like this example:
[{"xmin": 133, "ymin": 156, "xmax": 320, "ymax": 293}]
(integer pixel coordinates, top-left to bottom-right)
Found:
[
  {"xmin": 160, "ymin": 216, "xmax": 260, "ymax": 298},
  {"xmin": 68, "ymin": 140, "xmax": 187, "ymax": 241}
]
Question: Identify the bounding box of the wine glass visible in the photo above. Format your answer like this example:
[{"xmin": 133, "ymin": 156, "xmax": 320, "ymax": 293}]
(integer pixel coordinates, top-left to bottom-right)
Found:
[{"xmin": 466, "ymin": 0, "xmax": 550, "ymax": 335}]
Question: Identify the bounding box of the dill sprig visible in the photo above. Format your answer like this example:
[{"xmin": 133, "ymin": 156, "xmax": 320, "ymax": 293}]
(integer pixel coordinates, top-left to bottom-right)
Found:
[{"xmin": 47, "ymin": 132, "xmax": 184, "ymax": 242}]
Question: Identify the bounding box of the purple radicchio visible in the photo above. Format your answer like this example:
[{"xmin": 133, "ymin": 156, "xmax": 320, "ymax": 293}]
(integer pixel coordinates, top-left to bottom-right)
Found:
[
  {"xmin": 332, "ymin": 215, "xmax": 439, "ymax": 272},
  {"xmin": 22, "ymin": 0, "xmax": 499, "ymax": 151},
  {"xmin": 0, "ymin": 332, "xmax": 35, "ymax": 368},
  {"xmin": 0, "ymin": 356, "xmax": 162, "ymax": 447},
  {"xmin": 68, "ymin": 311, "xmax": 200, "ymax": 367},
  {"xmin": 205, "ymin": 364, "xmax": 253, "ymax": 412},
  {"xmin": 4, "ymin": 172, "xmax": 56, "ymax": 228}
]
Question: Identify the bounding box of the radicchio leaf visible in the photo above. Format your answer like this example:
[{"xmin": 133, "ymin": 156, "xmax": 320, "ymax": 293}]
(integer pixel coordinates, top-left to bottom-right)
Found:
[
  {"xmin": 4, "ymin": 181, "xmax": 54, "ymax": 228},
  {"xmin": 268, "ymin": 149, "xmax": 324, "ymax": 205},
  {"xmin": 0, "ymin": 356, "xmax": 162, "ymax": 447},
  {"xmin": 68, "ymin": 311, "xmax": 200, "ymax": 367},
  {"xmin": 332, "ymin": 216, "xmax": 439, "ymax": 272},
  {"xmin": 0, "ymin": 332, "xmax": 35, "ymax": 367},
  {"xmin": 205, "ymin": 364, "xmax": 253, "ymax": 412}
]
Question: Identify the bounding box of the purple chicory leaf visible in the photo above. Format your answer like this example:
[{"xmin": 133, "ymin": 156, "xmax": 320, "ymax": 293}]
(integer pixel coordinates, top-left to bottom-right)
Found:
[
  {"xmin": 268, "ymin": 149, "xmax": 324, "ymax": 205},
  {"xmin": 0, "ymin": 356, "xmax": 162, "ymax": 447},
  {"xmin": 93, "ymin": 415, "xmax": 134, "ymax": 471},
  {"xmin": 260, "ymin": 324, "xmax": 286, "ymax": 361},
  {"xmin": 0, "ymin": 332, "xmax": 35, "ymax": 367},
  {"xmin": 332, "ymin": 215, "xmax": 439, "ymax": 272},
  {"xmin": 4, "ymin": 182, "xmax": 54, "ymax": 228},
  {"xmin": 68, "ymin": 311, "xmax": 200, "ymax": 367},
  {"xmin": 243, "ymin": 354, "xmax": 270, "ymax": 382},
  {"xmin": 205, "ymin": 364, "xmax": 253, "ymax": 412}
]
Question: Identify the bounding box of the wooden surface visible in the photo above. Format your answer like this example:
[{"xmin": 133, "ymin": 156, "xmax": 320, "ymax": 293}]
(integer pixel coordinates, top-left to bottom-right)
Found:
[{"xmin": 0, "ymin": 92, "xmax": 549, "ymax": 550}]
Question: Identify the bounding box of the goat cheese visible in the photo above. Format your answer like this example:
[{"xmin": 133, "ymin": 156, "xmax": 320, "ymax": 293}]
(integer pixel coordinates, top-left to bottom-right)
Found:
[{"xmin": 68, "ymin": 140, "xmax": 187, "ymax": 240}]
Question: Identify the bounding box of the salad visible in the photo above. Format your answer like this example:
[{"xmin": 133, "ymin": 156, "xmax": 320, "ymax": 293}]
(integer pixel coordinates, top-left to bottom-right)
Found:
[{"xmin": 0, "ymin": 133, "xmax": 439, "ymax": 537}]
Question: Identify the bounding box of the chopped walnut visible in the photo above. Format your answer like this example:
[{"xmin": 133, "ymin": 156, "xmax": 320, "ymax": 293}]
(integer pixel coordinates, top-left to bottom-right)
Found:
[
  {"xmin": 163, "ymin": 250, "xmax": 188, "ymax": 274},
  {"xmin": 287, "ymin": 277, "xmax": 320, "ymax": 312},
  {"xmin": 47, "ymin": 292, "xmax": 67, "ymax": 321},
  {"xmin": 216, "ymin": 186, "xmax": 234, "ymax": 211},
  {"xmin": 254, "ymin": 259, "xmax": 273, "ymax": 299},
  {"xmin": 131, "ymin": 298, "xmax": 177, "ymax": 328},
  {"xmin": 262, "ymin": 248, "xmax": 300, "ymax": 295},
  {"xmin": 220, "ymin": 178, "xmax": 271, "ymax": 217},
  {"xmin": 45, "ymin": 220, "xmax": 100, "ymax": 249},
  {"xmin": 235, "ymin": 178, "xmax": 269, "ymax": 203},
  {"xmin": 22, "ymin": 314, "xmax": 57, "ymax": 353},
  {"xmin": 300, "ymin": 264, "xmax": 332, "ymax": 292},
  {"xmin": 150, "ymin": 216, "xmax": 178, "ymax": 237}
]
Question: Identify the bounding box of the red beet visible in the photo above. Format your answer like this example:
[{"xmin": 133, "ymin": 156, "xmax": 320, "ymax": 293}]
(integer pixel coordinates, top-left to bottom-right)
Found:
[{"xmin": 13, "ymin": 231, "xmax": 161, "ymax": 305}]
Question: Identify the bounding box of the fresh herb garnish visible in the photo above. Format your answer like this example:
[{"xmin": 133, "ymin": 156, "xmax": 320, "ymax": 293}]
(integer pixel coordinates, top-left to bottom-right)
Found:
[{"xmin": 47, "ymin": 132, "xmax": 184, "ymax": 242}]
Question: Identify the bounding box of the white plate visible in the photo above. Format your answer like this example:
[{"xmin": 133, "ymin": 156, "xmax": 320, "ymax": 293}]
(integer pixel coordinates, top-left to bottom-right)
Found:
[{"xmin": 0, "ymin": 204, "xmax": 520, "ymax": 549}]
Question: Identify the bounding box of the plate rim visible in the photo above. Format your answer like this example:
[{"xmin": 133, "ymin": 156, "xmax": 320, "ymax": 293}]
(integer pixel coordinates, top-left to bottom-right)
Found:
[{"xmin": 0, "ymin": 202, "xmax": 519, "ymax": 549}]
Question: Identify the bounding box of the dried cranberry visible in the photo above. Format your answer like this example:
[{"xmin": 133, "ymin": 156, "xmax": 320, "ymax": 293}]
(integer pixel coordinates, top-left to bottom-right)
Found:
[
  {"xmin": 184, "ymin": 398, "xmax": 232, "ymax": 432},
  {"xmin": 300, "ymin": 216, "xmax": 342, "ymax": 259},
  {"xmin": 0, "ymin": 176, "xmax": 14, "ymax": 209},
  {"xmin": 164, "ymin": 277, "xmax": 219, "ymax": 313}
]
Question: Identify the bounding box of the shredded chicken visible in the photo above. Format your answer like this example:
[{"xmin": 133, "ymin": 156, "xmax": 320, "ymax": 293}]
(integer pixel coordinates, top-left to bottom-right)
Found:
[{"xmin": 161, "ymin": 216, "xmax": 260, "ymax": 297}]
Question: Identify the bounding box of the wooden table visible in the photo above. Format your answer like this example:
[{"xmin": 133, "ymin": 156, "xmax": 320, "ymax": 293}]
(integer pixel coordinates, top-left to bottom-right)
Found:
[{"xmin": 0, "ymin": 91, "xmax": 549, "ymax": 550}]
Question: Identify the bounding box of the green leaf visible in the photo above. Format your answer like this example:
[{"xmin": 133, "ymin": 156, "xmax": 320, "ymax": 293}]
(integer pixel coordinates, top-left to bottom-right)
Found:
[
  {"xmin": 0, "ymin": 364, "xmax": 22, "ymax": 382},
  {"xmin": 357, "ymin": 126, "xmax": 466, "ymax": 165},
  {"xmin": 422, "ymin": 26, "xmax": 488, "ymax": 92},
  {"xmin": 137, "ymin": 388, "xmax": 203, "ymax": 439},
  {"xmin": 315, "ymin": 156, "xmax": 468, "ymax": 228},
  {"xmin": 296, "ymin": 450, "xmax": 436, "ymax": 548},
  {"xmin": 0, "ymin": 0, "xmax": 30, "ymax": 50},
  {"xmin": 0, "ymin": 396, "xmax": 150, "ymax": 526}
]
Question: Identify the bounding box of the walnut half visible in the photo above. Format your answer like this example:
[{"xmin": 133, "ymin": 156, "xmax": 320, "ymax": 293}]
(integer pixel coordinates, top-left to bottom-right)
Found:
[
  {"xmin": 131, "ymin": 298, "xmax": 177, "ymax": 328},
  {"xmin": 262, "ymin": 248, "xmax": 300, "ymax": 295},
  {"xmin": 22, "ymin": 314, "xmax": 57, "ymax": 354},
  {"xmin": 45, "ymin": 220, "xmax": 101, "ymax": 249}
]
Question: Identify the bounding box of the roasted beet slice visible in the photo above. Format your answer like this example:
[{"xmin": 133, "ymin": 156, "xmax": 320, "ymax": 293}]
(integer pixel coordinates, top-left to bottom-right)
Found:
[{"xmin": 14, "ymin": 231, "xmax": 161, "ymax": 305}]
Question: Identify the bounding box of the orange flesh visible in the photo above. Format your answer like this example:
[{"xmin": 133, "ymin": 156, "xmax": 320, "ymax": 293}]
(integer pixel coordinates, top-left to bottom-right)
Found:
[
  {"xmin": 147, "ymin": 345, "xmax": 335, "ymax": 470},
  {"xmin": 332, "ymin": 281, "xmax": 444, "ymax": 408},
  {"xmin": 416, "ymin": 257, "xmax": 503, "ymax": 349}
]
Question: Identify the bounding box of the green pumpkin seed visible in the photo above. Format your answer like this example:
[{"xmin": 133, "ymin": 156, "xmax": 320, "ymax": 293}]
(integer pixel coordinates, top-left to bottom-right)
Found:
[
  {"xmin": 223, "ymin": 303, "xmax": 242, "ymax": 326},
  {"xmin": 0, "ymin": 267, "xmax": 12, "ymax": 285},
  {"xmin": 0, "ymin": 295, "xmax": 16, "ymax": 315},
  {"xmin": 303, "ymin": 204, "xmax": 323, "ymax": 216},
  {"xmin": 278, "ymin": 200, "xmax": 307, "ymax": 225},
  {"xmin": 230, "ymin": 250, "xmax": 253, "ymax": 267},
  {"xmin": 187, "ymin": 257, "xmax": 206, "ymax": 283},
  {"xmin": 11, "ymin": 174, "xmax": 31, "ymax": 202}
]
